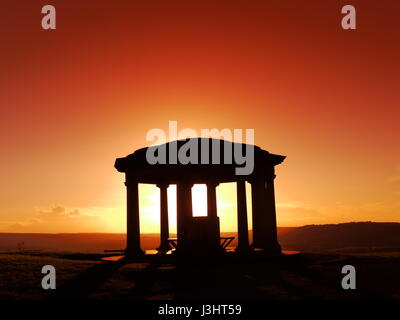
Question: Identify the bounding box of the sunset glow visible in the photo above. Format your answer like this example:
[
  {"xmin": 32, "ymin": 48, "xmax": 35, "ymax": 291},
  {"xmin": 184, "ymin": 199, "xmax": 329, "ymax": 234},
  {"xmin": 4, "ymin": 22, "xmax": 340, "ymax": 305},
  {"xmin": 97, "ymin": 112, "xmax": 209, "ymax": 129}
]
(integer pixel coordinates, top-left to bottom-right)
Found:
[
  {"xmin": 137, "ymin": 183, "xmax": 250, "ymax": 234},
  {"xmin": 0, "ymin": 1, "xmax": 399, "ymax": 234}
]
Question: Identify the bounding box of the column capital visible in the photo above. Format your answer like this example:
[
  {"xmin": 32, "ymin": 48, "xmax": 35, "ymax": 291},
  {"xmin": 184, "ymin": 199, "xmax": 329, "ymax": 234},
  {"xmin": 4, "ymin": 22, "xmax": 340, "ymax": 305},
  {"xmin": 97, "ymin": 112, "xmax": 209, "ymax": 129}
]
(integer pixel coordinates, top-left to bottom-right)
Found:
[
  {"xmin": 180, "ymin": 181, "xmax": 194, "ymax": 188},
  {"xmin": 156, "ymin": 182, "xmax": 169, "ymax": 189},
  {"xmin": 248, "ymin": 175, "xmax": 275, "ymax": 185},
  {"xmin": 248, "ymin": 178, "xmax": 261, "ymax": 186},
  {"xmin": 206, "ymin": 181, "xmax": 220, "ymax": 188},
  {"xmin": 125, "ymin": 179, "xmax": 138, "ymax": 187}
]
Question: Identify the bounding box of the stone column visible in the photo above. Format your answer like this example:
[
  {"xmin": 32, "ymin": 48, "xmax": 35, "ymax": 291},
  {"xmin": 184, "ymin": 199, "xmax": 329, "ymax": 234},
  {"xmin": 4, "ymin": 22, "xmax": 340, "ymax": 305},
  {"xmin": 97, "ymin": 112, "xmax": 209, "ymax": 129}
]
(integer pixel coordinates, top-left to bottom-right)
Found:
[
  {"xmin": 207, "ymin": 182, "xmax": 220, "ymax": 246},
  {"xmin": 176, "ymin": 182, "xmax": 193, "ymax": 250},
  {"xmin": 125, "ymin": 180, "xmax": 144, "ymax": 256},
  {"xmin": 250, "ymin": 174, "xmax": 281, "ymax": 253},
  {"xmin": 250, "ymin": 178, "xmax": 265, "ymax": 248},
  {"xmin": 264, "ymin": 174, "xmax": 281, "ymax": 253},
  {"xmin": 206, "ymin": 182, "xmax": 219, "ymax": 219},
  {"xmin": 236, "ymin": 180, "xmax": 250, "ymax": 252},
  {"xmin": 157, "ymin": 183, "xmax": 170, "ymax": 251}
]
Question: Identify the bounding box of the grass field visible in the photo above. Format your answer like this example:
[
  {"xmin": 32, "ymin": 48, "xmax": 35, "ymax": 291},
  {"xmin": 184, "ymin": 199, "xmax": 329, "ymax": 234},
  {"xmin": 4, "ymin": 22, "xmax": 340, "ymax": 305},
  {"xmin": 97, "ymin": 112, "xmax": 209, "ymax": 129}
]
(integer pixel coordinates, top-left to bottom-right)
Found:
[{"xmin": 0, "ymin": 250, "xmax": 399, "ymax": 300}]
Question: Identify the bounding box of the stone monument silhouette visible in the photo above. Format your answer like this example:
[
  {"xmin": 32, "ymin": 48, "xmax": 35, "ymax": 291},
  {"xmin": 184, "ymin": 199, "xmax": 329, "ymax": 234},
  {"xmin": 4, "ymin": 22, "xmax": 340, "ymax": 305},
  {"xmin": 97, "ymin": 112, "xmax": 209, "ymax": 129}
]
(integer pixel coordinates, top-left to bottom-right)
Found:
[{"xmin": 115, "ymin": 138, "xmax": 285, "ymax": 256}]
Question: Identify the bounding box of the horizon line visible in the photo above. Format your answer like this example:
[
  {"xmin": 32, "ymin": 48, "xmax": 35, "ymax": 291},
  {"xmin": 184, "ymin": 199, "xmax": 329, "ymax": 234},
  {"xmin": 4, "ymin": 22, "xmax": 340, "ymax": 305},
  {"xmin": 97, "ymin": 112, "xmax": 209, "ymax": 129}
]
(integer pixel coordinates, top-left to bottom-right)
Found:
[{"xmin": 1, "ymin": 221, "xmax": 399, "ymax": 235}]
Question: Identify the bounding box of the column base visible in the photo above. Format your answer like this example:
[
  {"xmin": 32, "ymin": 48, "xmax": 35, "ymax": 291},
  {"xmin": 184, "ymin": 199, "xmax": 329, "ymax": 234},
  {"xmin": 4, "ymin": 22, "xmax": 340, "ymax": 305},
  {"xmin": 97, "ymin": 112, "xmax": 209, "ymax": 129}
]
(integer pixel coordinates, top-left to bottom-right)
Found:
[
  {"xmin": 254, "ymin": 243, "xmax": 282, "ymax": 255},
  {"xmin": 124, "ymin": 247, "xmax": 145, "ymax": 257},
  {"xmin": 156, "ymin": 242, "xmax": 172, "ymax": 252},
  {"xmin": 235, "ymin": 245, "xmax": 253, "ymax": 254},
  {"xmin": 173, "ymin": 247, "xmax": 224, "ymax": 257}
]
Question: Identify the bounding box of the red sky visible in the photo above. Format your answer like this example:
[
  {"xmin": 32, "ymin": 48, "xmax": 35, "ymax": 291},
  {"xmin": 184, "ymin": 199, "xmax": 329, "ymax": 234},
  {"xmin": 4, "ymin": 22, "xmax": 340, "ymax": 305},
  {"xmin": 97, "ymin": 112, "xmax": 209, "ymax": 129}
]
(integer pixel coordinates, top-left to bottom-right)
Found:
[{"xmin": 0, "ymin": 1, "xmax": 399, "ymax": 233}]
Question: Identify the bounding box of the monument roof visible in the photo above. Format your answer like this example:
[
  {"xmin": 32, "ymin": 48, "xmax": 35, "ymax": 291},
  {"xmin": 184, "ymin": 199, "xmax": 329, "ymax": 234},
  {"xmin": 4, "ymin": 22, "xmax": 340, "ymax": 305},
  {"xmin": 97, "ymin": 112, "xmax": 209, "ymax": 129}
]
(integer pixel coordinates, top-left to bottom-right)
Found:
[{"xmin": 115, "ymin": 138, "xmax": 285, "ymax": 183}]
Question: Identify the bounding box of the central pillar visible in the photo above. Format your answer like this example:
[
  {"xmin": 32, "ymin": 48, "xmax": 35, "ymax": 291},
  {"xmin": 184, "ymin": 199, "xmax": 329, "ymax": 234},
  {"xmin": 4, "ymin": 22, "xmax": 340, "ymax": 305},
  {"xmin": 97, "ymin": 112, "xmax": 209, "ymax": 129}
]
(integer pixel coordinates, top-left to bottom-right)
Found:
[
  {"xmin": 207, "ymin": 182, "xmax": 218, "ymax": 219},
  {"xmin": 206, "ymin": 182, "xmax": 220, "ymax": 246},
  {"xmin": 236, "ymin": 180, "xmax": 250, "ymax": 252},
  {"xmin": 157, "ymin": 183, "xmax": 170, "ymax": 251},
  {"xmin": 125, "ymin": 180, "xmax": 144, "ymax": 256},
  {"xmin": 176, "ymin": 182, "xmax": 193, "ymax": 251}
]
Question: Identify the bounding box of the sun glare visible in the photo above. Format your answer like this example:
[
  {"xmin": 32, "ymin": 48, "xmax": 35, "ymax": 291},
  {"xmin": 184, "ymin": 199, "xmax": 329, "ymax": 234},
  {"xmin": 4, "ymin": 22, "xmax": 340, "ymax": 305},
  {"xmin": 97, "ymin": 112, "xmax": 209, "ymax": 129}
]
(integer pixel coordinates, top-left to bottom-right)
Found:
[
  {"xmin": 135, "ymin": 182, "xmax": 255, "ymax": 234},
  {"xmin": 119, "ymin": 181, "xmax": 257, "ymax": 235},
  {"xmin": 192, "ymin": 184, "xmax": 207, "ymax": 217}
]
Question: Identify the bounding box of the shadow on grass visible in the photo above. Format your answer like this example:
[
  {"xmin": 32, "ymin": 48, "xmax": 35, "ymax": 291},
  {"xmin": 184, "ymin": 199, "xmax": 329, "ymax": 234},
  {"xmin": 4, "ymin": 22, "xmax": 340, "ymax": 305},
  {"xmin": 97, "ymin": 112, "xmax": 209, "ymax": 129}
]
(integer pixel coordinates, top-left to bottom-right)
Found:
[
  {"xmin": 58, "ymin": 253, "xmax": 108, "ymax": 261},
  {"xmin": 44, "ymin": 252, "xmax": 396, "ymax": 300},
  {"xmin": 46, "ymin": 260, "xmax": 126, "ymax": 300}
]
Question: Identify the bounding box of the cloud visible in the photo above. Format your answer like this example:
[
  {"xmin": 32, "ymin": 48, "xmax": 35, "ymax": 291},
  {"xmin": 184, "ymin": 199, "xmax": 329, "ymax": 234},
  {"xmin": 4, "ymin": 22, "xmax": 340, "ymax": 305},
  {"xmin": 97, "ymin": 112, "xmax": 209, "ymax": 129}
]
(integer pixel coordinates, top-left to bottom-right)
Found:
[
  {"xmin": 276, "ymin": 202, "xmax": 326, "ymax": 224},
  {"xmin": 2, "ymin": 205, "xmax": 106, "ymax": 233},
  {"xmin": 5, "ymin": 223, "xmax": 28, "ymax": 232},
  {"xmin": 36, "ymin": 205, "xmax": 84, "ymax": 220}
]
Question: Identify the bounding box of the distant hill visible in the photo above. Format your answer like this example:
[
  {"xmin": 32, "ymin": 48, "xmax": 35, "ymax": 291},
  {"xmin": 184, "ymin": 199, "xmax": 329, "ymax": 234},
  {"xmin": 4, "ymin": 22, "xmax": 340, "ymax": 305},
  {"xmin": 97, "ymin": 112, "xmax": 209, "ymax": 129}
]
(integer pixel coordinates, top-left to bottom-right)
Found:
[
  {"xmin": 279, "ymin": 222, "xmax": 400, "ymax": 253},
  {"xmin": 0, "ymin": 228, "xmax": 295, "ymax": 253},
  {"xmin": 1, "ymin": 223, "xmax": 400, "ymax": 253},
  {"xmin": 0, "ymin": 233, "xmax": 126, "ymax": 253}
]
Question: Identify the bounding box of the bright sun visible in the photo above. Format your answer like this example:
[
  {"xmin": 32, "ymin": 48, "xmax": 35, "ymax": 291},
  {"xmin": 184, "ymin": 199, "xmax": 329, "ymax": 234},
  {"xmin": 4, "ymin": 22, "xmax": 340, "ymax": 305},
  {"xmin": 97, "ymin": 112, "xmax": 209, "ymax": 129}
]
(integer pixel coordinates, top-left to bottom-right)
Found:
[{"xmin": 135, "ymin": 183, "xmax": 250, "ymax": 234}]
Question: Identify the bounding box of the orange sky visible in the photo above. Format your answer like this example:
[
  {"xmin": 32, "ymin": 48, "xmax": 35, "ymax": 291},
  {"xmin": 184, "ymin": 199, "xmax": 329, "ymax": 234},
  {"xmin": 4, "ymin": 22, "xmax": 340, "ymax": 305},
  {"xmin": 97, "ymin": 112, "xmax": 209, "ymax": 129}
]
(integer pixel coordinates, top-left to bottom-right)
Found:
[{"xmin": 0, "ymin": 1, "xmax": 399, "ymax": 233}]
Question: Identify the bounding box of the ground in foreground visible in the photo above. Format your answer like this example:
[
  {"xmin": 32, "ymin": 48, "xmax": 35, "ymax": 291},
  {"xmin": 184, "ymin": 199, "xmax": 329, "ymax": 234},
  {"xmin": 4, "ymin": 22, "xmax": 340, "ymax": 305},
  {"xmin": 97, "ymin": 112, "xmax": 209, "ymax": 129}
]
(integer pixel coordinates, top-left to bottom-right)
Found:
[{"xmin": 0, "ymin": 251, "xmax": 399, "ymax": 300}]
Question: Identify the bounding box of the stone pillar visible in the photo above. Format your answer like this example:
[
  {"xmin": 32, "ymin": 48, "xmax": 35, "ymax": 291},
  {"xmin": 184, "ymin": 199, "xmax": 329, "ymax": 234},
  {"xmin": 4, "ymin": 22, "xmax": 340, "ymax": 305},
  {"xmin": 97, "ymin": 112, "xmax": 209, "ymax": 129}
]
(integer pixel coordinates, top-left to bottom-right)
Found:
[
  {"xmin": 157, "ymin": 183, "xmax": 170, "ymax": 251},
  {"xmin": 250, "ymin": 178, "xmax": 265, "ymax": 248},
  {"xmin": 207, "ymin": 182, "xmax": 219, "ymax": 219},
  {"xmin": 264, "ymin": 174, "xmax": 281, "ymax": 253},
  {"xmin": 176, "ymin": 182, "xmax": 193, "ymax": 250},
  {"xmin": 125, "ymin": 180, "xmax": 144, "ymax": 256},
  {"xmin": 236, "ymin": 180, "xmax": 250, "ymax": 252},
  {"xmin": 206, "ymin": 182, "xmax": 220, "ymax": 245},
  {"xmin": 250, "ymin": 174, "xmax": 281, "ymax": 253}
]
